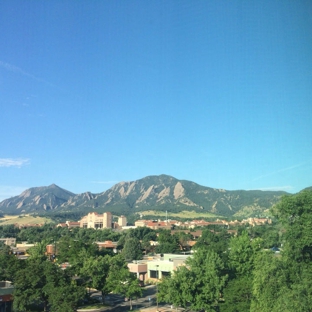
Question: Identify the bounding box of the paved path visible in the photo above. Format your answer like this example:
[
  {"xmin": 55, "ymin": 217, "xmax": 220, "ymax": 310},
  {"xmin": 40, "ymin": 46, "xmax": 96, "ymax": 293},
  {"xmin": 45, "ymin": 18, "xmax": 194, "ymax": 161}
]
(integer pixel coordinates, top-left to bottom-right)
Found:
[{"xmin": 79, "ymin": 286, "xmax": 186, "ymax": 312}]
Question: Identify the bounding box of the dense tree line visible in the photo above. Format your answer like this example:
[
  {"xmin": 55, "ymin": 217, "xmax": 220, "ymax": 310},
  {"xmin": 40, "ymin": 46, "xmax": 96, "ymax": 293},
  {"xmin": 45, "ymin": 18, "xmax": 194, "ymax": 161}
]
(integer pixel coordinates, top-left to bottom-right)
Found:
[
  {"xmin": 2, "ymin": 191, "xmax": 311, "ymax": 311},
  {"xmin": 158, "ymin": 191, "xmax": 312, "ymax": 312},
  {"xmin": 0, "ymin": 239, "xmax": 142, "ymax": 311}
]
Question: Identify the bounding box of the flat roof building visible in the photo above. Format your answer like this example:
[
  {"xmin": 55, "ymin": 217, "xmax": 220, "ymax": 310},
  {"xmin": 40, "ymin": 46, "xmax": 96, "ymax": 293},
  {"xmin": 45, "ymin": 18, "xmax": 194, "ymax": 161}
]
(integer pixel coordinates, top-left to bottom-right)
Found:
[
  {"xmin": 0, "ymin": 281, "xmax": 14, "ymax": 312},
  {"xmin": 128, "ymin": 254, "xmax": 191, "ymax": 284},
  {"xmin": 80, "ymin": 212, "xmax": 112, "ymax": 229}
]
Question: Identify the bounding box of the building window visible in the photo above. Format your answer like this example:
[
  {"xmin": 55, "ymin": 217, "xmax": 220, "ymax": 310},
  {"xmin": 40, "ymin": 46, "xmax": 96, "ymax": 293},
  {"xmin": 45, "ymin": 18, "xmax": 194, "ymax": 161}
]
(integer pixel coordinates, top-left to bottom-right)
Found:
[
  {"xmin": 161, "ymin": 271, "xmax": 170, "ymax": 277},
  {"xmin": 150, "ymin": 270, "xmax": 157, "ymax": 278}
]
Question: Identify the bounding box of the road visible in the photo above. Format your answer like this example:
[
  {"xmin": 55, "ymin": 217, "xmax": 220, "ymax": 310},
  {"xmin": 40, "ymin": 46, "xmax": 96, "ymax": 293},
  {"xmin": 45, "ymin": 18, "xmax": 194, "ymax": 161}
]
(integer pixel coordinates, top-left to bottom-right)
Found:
[{"xmin": 89, "ymin": 285, "xmax": 180, "ymax": 312}]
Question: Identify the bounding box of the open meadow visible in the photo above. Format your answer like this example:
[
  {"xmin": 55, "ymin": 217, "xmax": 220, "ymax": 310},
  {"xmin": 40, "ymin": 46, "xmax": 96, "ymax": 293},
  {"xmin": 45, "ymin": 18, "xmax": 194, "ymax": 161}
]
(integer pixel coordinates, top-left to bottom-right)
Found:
[
  {"xmin": 0, "ymin": 214, "xmax": 53, "ymax": 225},
  {"xmin": 140, "ymin": 210, "xmax": 220, "ymax": 219}
]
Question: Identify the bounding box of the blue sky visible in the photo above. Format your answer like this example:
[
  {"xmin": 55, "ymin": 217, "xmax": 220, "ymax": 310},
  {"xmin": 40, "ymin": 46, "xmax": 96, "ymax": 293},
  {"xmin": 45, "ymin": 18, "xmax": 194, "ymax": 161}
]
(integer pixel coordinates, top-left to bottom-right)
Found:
[{"xmin": 0, "ymin": 1, "xmax": 311, "ymax": 201}]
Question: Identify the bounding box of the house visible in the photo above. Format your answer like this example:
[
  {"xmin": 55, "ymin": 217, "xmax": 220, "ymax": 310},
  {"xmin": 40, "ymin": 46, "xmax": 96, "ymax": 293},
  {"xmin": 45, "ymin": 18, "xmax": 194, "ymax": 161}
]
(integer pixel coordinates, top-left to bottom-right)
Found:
[
  {"xmin": 96, "ymin": 241, "xmax": 118, "ymax": 253},
  {"xmin": 134, "ymin": 220, "xmax": 172, "ymax": 230}
]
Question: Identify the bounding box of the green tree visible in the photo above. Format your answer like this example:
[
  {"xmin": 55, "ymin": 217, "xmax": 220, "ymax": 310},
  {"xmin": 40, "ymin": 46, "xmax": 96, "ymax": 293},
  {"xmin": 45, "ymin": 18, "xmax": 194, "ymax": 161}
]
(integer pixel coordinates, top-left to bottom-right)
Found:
[
  {"xmin": 107, "ymin": 255, "xmax": 142, "ymax": 310},
  {"xmin": 155, "ymin": 230, "xmax": 179, "ymax": 253},
  {"xmin": 273, "ymin": 190, "xmax": 312, "ymax": 263},
  {"xmin": 258, "ymin": 190, "xmax": 312, "ymax": 311},
  {"xmin": 80, "ymin": 255, "xmax": 111, "ymax": 305},
  {"xmin": 13, "ymin": 256, "xmax": 84, "ymax": 312},
  {"xmin": 56, "ymin": 237, "xmax": 98, "ymax": 263},
  {"xmin": 228, "ymin": 231, "xmax": 262, "ymax": 276},
  {"xmin": 250, "ymin": 252, "xmax": 289, "ymax": 312},
  {"xmin": 159, "ymin": 249, "xmax": 227, "ymax": 311},
  {"xmin": 0, "ymin": 250, "xmax": 25, "ymax": 282},
  {"xmin": 221, "ymin": 232, "xmax": 262, "ymax": 312},
  {"xmin": 45, "ymin": 269, "xmax": 85, "ymax": 312},
  {"xmin": 27, "ymin": 240, "xmax": 49, "ymax": 259},
  {"xmin": 158, "ymin": 267, "xmax": 193, "ymax": 309},
  {"xmin": 221, "ymin": 276, "xmax": 252, "ymax": 312},
  {"xmin": 122, "ymin": 237, "xmax": 142, "ymax": 261},
  {"xmin": 173, "ymin": 231, "xmax": 193, "ymax": 251}
]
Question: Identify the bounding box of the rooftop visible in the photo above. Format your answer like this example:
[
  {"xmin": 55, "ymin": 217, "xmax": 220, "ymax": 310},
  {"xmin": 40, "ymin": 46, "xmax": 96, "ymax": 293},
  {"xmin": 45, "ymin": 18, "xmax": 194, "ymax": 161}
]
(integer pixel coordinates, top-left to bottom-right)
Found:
[{"xmin": 0, "ymin": 281, "xmax": 14, "ymax": 296}]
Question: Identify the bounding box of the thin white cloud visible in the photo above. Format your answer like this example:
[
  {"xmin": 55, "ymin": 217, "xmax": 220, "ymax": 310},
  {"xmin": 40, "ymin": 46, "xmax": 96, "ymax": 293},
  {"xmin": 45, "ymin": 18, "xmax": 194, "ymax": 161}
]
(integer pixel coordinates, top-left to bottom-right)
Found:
[
  {"xmin": 0, "ymin": 158, "xmax": 30, "ymax": 168},
  {"xmin": 252, "ymin": 161, "xmax": 307, "ymax": 182},
  {"xmin": 0, "ymin": 60, "xmax": 55, "ymax": 87},
  {"xmin": 0, "ymin": 61, "xmax": 39, "ymax": 80}
]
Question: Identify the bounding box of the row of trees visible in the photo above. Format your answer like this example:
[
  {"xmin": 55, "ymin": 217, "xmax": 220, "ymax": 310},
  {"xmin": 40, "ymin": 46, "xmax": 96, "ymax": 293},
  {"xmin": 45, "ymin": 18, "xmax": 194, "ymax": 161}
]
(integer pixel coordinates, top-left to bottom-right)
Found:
[
  {"xmin": 158, "ymin": 191, "xmax": 312, "ymax": 312},
  {"xmin": 0, "ymin": 241, "xmax": 142, "ymax": 311},
  {"xmin": 2, "ymin": 191, "xmax": 309, "ymax": 311}
]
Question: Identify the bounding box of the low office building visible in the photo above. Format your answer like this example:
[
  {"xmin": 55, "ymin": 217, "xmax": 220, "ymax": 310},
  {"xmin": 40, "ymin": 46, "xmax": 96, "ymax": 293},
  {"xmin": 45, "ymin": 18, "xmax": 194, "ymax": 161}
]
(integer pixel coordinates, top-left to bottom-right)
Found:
[
  {"xmin": 128, "ymin": 254, "xmax": 191, "ymax": 284},
  {"xmin": 147, "ymin": 254, "xmax": 190, "ymax": 279},
  {"xmin": 128, "ymin": 261, "xmax": 148, "ymax": 283}
]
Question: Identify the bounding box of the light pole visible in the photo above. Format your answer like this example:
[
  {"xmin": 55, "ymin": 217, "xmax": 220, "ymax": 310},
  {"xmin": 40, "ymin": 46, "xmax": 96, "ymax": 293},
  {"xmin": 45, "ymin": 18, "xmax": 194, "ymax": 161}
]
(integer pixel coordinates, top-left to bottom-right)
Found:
[{"xmin": 156, "ymin": 265, "xmax": 159, "ymax": 311}]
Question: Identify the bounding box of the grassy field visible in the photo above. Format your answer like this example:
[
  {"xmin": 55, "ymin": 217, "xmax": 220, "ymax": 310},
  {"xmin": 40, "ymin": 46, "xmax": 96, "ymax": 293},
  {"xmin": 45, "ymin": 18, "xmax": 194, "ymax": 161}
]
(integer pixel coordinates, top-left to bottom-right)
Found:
[
  {"xmin": 140, "ymin": 210, "xmax": 220, "ymax": 219},
  {"xmin": 0, "ymin": 214, "xmax": 53, "ymax": 225}
]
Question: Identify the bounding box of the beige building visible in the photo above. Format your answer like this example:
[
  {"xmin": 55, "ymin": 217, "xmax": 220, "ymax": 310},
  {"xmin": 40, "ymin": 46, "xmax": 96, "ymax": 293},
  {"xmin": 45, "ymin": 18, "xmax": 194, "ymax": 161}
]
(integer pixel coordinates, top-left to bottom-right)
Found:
[
  {"xmin": 128, "ymin": 254, "xmax": 191, "ymax": 284},
  {"xmin": 0, "ymin": 238, "xmax": 16, "ymax": 246},
  {"xmin": 118, "ymin": 215, "xmax": 127, "ymax": 227},
  {"xmin": 134, "ymin": 220, "xmax": 172, "ymax": 230},
  {"xmin": 80, "ymin": 212, "xmax": 112, "ymax": 229}
]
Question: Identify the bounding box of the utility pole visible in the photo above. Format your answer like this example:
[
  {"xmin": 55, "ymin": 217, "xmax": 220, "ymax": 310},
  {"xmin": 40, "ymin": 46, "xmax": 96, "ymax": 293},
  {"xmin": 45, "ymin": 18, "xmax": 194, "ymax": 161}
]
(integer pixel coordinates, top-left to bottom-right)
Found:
[{"xmin": 156, "ymin": 265, "xmax": 159, "ymax": 311}]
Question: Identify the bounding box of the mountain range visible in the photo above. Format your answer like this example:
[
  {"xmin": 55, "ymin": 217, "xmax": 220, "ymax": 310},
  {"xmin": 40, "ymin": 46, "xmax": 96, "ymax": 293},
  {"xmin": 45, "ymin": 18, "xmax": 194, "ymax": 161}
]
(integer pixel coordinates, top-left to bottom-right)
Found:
[{"xmin": 0, "ymin": 175, "xmax": 293, "ymax": 218}]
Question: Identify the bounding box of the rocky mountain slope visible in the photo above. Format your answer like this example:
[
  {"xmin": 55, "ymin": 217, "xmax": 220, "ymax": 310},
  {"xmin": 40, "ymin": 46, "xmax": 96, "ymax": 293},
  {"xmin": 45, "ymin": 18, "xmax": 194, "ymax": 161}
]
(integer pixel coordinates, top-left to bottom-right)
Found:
[
  {"xmin": 0, "ymin": 175, "xmax": 289, "ymax": 217},
  {"xmin": 0, "ymin": 184, "xmax": 74, "ymax": 213}
]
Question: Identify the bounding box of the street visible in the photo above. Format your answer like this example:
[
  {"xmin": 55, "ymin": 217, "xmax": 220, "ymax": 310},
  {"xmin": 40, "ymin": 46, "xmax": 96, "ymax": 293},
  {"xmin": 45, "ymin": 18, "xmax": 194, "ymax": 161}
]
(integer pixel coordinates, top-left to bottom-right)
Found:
[{"xmin": 89, "ymin": 285, "xmax": 182, "ymax": 312}]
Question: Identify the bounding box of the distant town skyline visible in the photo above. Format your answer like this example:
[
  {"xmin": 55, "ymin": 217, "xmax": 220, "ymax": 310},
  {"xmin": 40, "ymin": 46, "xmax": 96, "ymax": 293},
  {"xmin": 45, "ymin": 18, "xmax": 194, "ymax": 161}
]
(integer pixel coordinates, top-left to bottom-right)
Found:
[{"xmin": 1, "ymin": 1, "xmax": 311, "ymax": 202}]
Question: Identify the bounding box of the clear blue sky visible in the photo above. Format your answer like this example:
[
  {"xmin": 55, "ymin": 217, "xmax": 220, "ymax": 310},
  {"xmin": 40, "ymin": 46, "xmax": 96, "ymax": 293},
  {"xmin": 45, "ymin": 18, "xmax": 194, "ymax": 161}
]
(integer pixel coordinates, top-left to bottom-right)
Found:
[{"xmin": 1, "ymin": 1, "xmax": 311, "ymax": 201}]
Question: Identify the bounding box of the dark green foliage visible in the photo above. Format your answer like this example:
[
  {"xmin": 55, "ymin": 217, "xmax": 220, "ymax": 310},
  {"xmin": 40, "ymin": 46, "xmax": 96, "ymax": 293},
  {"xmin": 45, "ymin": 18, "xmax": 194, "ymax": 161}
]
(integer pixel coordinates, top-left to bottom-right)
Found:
[
  {"xmin": 155, "ymin": 229, "xmax": 179, "ymax": 254},
  {"xmin": 173, "ymin": 231, "xmax": 193, "ymax": 251},
  {"xmin": 122, "ymin": 236, "xmax": 143, "ymax": 261},
  {"xmin": 273, "ymin": 190, "xmax": 312, "ymax": 263},
  {"xmin": 0, "ymin": 248, "xmax": 25, "ymax": 282},
  {"xmin": 251, "ymin": 252, "xmax": 290, "ymax": 312},
  {"xmin": 128, "ymin": 227, "xmax": 156, "ymax": 240},
  {"xmin": 55, "ymin": 236, "xmax": 99, "ymax": 263},
  {"xmin": 221, "ymin": 276, "xmax": 252, "ymax": 312},
  {"xmin": 106, "ymin": 254, "xmax": 142, "ymax": 309},
  {"xmin": 250, "ymin": 190, "xmax": 312, "ymax": 311},
  {"xmin": 194, "ymin": 228, "xmax": 230, "ymax": 261},
  {"xmin": 13, "ymin": 256, "xmax": 85, "ymax": 312},
  {"xmin": 159, "ymin": 249, "xmax": 227, "ymax": 311},
  {"xmin": 228, "ymin": 231, "xmax": 262, "ymax": 276},
  {"xmin": 80, "ymin": 255, "xmax": 111, "ymax": 304},
  {"xmin": 0, "ymin": 224, "xmax": 19, "ymax": 238}
]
